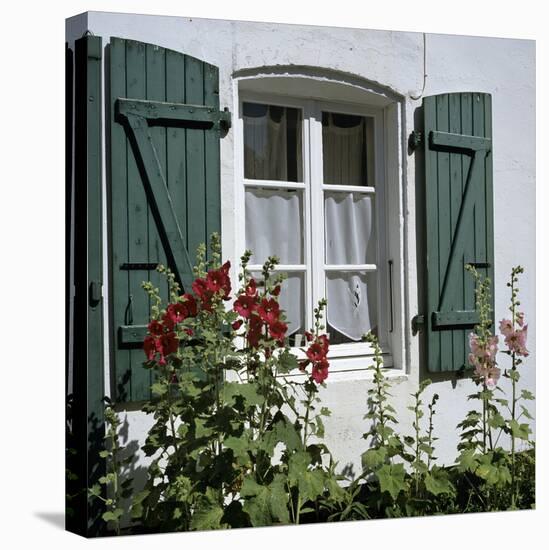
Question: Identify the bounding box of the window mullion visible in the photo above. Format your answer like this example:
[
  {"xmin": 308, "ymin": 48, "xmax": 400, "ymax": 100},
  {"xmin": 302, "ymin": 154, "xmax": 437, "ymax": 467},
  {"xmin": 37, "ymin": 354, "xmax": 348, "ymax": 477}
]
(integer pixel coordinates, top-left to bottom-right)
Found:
[{"xmin": 308, "ymin": 100, "xmax": 326, "ymax": 322}]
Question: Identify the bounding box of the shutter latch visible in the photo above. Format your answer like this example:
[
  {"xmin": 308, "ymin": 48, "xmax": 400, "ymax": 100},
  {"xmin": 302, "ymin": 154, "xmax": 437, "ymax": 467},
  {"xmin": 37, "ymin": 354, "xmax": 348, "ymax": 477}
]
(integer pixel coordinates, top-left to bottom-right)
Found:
[
  {"xmin": 411, "ymin": 314, "xmax": 425, "ymax": 335},
  {"xmin": 408, "ymin": 131, "xmax": 423, "ymax": 151},
  {"xmin": 89, "ymin": 281, "xmax": 102, "ymax": 308}
]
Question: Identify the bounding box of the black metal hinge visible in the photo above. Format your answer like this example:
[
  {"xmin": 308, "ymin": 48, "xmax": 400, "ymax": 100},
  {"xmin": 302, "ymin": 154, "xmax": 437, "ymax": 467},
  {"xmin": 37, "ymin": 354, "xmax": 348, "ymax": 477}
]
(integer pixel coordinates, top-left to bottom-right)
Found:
[{"xmin": 408, "ymin": 131, "xmax": 423, "ymax": 151}]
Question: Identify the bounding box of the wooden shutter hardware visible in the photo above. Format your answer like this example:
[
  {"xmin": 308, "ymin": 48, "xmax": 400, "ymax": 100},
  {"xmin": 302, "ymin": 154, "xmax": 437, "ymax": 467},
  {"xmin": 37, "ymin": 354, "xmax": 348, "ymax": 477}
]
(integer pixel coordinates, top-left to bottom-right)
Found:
[
  {"xmin": 120, "ymin": 262, "xmax": 159, "ymax": 270},
  {"xmin": 117, "ymin": 97, "xmax": 231, "ymax": 132}
]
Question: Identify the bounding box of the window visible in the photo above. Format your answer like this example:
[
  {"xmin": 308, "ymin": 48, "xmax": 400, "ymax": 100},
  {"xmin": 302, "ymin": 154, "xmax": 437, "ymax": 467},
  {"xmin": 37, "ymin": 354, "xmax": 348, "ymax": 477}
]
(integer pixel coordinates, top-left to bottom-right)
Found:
[{"xmin": 237, "ymin": 90, "xmax": 393, "ymax": 369}]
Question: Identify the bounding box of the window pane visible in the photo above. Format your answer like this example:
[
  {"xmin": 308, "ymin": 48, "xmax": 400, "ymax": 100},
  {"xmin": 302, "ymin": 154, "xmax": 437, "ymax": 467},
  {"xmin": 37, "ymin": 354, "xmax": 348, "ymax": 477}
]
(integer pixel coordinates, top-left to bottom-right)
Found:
[
  {"xmin": 245, "ymin": 188, "xmax": 304, "ymax": 265},
  {"xmin": 324, "ymin": 192, "xmax": 376, "ymax": 265},
  {"xmin": 326, "ymin": 271, "xmax": 377, "ymax": 343},
  {"xmin": 243, "ymin": 102, "xmax": 303, "ymax": 182},
  {"xmin": 322, "ymin": 112, "xmax": 375, "ymax": 186},
  {"xmin": 250, "ymin": 271, "xmax": 305, "ymax": 344}
]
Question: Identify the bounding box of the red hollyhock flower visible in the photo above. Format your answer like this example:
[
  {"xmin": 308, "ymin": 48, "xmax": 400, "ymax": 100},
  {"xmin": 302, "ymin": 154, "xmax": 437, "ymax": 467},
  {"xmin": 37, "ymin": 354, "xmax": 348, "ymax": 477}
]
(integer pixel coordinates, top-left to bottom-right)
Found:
[
  {"xmin": 298, "ymin": 359, "xmax": 310, "ymax": 371},
  {"xmin": 245, "ymin": 278, "xmax": 257, "ymax": 297},
  {"xmin": 234, "ymin": 294, "xmax": 257, "ymax": 318},
  {"xmin": 161, "ymin": 332, "xmax": 179, "ymax": 356},
  {"xmin": 272, "ymin": 285, "xmax": 281, "ymax": 297},
  {"xmin": 192, "ymin": 278, "xmax": 210, "ymax": 300},
  {"xmin": 304, "ymin": 331, "xmax": 313, "ymax": 342},
  {"xmin": 318, "ymin": 334, "xmax": 330, "ymax": 354},
  {"xmin": 166, "ymin": 302, "xmax": 188, "ymax": 324},
  {"xmin": 269, "ymin": 320, "xmax": 288, "ymax": 343},
  {"xmin": 257, "ymin": 298, "xmax": 280, "ymax": 325},
  {"xmin": 144, "ymin": 336, "xmax": 157, "ymax": 361},
  {"xmin": 247, "ymin": 314, "xmax": 263, "ymax": 348},
  {"xmin": 206, "ymin": 267, "xmax": 231, "ymax": 296},
  {"xmin": 311, "ymin": 359, "xmax": 329, "ymax": 384},
  {"xmin": 232, "ymin": 319, "xmax": 244, "ymax": 331},
  {"xmin": 306, "ymin": 342, "xmax": 327, "ymax": 363},
  {"xmin": 161, "ymin": 311, "xmax": 176, "ymax": 331},
  {"xmin": 181, "ymin": 293, "xmax": 198, "ymax": 317},
  {"xmin": 148, "ymin": 320, "xmax": 164, "ymax": 337},
  {"xmin": 184, "ymin": 328, "xmax": 194, "ymax": 337}
]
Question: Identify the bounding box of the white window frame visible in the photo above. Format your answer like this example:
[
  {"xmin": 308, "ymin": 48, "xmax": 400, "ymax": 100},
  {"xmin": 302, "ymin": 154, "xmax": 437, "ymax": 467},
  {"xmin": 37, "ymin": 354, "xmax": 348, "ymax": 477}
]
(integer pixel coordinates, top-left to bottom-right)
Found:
[{"xmin": 234, "ymin": 86, "xmax": 402, "ymax": 374}]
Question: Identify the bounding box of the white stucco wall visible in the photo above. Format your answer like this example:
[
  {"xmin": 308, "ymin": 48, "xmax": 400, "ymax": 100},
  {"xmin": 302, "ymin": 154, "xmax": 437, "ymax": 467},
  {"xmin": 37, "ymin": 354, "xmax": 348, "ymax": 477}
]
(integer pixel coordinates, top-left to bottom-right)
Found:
[{"xmin": 66, "ymin": 11, "xmax": 536, "ymax": 479}]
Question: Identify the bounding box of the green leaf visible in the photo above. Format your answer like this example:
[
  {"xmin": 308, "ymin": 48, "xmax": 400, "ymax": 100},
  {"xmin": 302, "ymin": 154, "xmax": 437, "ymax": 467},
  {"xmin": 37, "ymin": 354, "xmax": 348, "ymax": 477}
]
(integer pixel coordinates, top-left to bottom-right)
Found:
[
  {"xmin": 488, "ymin": 412, "xmax": 506, "ymax": 429},
  {"xmin": 102, "ymin": 508, "xmax": 123, "ymax": 522},
  {"xmin": 361, "ymin": 447, "xmax": 387, "ymax": 470},
  {"xmin": 424, "ymin": 467, "xmax": 452, "ymax": 496},
  {"xmin": 241, "ymin": 475, "xmax": 290, "ymax": 526},
  {"xmin": 520, "ymin": 405, "xmax": 534, "ymax": 420},
  {"xmin": 151, "ymin": 382, "xmax": 168, "ymax": 396},
  {"xmin": 190, "ymin": 502, "xmax": 224, "ymax": 531},
  {"xmin": 99, "ymin": 450, "xmax": 109, "ymax": 458},
  {"xmin": 521, "ymin": 389, "xmax": 535, "ymax": 401},
  {"xmin": 510, "ymin": 419, "xmax": 531, "ymax": 440},
  {"xmin": 224, "ymin": 435, "xmax": 251, "ymax": 463},
  {"xmin": 88, "ymin": 484, "xmax": 101, "ymax": 497},
  {"xmin": 277, "ymin": 350, "xmax": 299, "ymax": 373},
  {"xmin": 377, "ymin": 463, "xmax": 406, "ymax": 500},
  {"xmin": 223, "ymin": 382, "xmax": 265, "ymax": 408}
]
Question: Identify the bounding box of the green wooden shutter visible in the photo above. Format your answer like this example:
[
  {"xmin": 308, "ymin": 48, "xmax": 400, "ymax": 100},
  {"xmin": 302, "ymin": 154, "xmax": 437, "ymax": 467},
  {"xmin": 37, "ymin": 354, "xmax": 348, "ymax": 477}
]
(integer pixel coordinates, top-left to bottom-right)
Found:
[
  {"xmin": 68, "ymin": 35, "xmax": 106, "ymax": 536},
  {"xmin": 108, "ymin": 38, "xmax": 230, "ymax": 402},
  {"xmin": 421, "ymin": 92, "xmax": 494, "ymax": 373}
]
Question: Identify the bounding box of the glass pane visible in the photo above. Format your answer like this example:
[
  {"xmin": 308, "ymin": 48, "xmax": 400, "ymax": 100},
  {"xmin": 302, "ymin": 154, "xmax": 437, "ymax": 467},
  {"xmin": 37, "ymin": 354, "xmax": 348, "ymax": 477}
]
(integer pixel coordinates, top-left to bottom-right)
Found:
[
  {"xmin": 322, "ymin": 111, "xmax": 375, "ymax": 186},
  {"xmin": 324, "ymin": 192, "xmax": 376, "ymax": 265},
  {"xmin": 245, "ymin": 188, "xmax": 304, "ymax": 265},
  {"xmin": 326, "ymin": 271, "xmax": 377, "ymax": 343},
  {"xmin": 250, "ymin": 271, "xmax": 305, "ymax": 345},
  {"xmin": 243, "ymin": 102, "xmax": 303, "ymax": 182}
]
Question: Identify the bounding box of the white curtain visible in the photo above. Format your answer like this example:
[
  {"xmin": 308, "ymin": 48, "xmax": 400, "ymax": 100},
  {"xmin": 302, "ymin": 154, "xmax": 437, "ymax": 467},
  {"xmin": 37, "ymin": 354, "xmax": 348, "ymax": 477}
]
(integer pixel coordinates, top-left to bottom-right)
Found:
[
  {"xmin": 324, "ymin": 192, "xmax": 377, "ymax": 340},
  {"xmin": 324, "ymin": 192, "xmax": 376, "ymax": 265},
  {"xmin": 322, "ymin": 112, "xmax": 372, "ymax": 186},
  {"xmin": 243, "ymin": 104, "xmax": 302, "ymax": 182},
  {"xmin": 245, "ymin": 188, "xmax": 303, "ymax": 265},
  {"xmin": 326, "ymin": 272, "xmax": 377, "ymax": 341}
]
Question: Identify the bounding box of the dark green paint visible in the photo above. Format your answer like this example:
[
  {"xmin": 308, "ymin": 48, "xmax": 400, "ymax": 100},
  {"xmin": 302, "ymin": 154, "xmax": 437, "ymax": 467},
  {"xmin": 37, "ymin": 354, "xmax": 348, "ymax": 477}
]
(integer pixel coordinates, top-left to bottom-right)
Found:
[
  {"xmin": 67, "ymin": 35, "xmax": 105, "ymax": 537},
  {"xmin": 108, "ymin": 37, "xmax": 226, "ymax": 402},
  {"xmin": 422, "ymin": 92, "xmax": 494, "ymax": 373}
]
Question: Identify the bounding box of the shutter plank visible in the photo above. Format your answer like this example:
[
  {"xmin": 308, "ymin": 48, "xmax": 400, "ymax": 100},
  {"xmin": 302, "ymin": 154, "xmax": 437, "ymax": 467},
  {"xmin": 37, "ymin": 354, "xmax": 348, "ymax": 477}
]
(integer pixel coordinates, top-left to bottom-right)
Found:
[
  {"xmin": 109, "ymin": 38, "xmax": 132, "ymax": 400},
  {"xmin": 146, "ymin": 43, "xmax": 169, "ymax": 313},
  {"xmin": 166, "ymin": 50, "xmax": 188, "ymax": 258},
  {"xmin": 204, "ymin": 64, "xmax": 222, "ymax": 253},
  {"xmin": 126, "ymin": 40, "xmax": 152, "ymax": 401},
  {"xmin": 436, "ymin": 94, "xmax": 453, "ymax": 371},
  {"xmin": 185, "ymin": 56, "xmax": 206, "ymax": 267},
  {"xmin": 449, "ymin": 93, "xmax": 465, "ymax": 369}
]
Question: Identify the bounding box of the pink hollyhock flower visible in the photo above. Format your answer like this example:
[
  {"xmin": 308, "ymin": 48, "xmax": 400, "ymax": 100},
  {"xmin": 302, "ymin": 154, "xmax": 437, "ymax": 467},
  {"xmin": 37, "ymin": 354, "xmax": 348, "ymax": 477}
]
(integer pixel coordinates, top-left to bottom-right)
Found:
[
  {"xmin": 505, "ymin": 326, "xmax": 529, "ymax": 357},
  {"xmin": 269, "ymin": 320, "xmax": 288, "ymax": 343},
  {"xmin": 257, "ymin": 298, "xmax": 280, "ymax": 325},
  {"xmin": 474, "ymin": 363, "xmax": 501, "ymax": 389},
  {"xmin": 517, "ymin": 312, "xmax": 525, "ymax": 327},
  {"xmin": 234, "ymin": 294, "xmax": 258, "ymax": 318},
  {"xmin": 468, "ymin": 333, "xmax": 482, "ymax": 357},
  {"xmin": 485, "ymin": 335, "xmax": 499, "ymax": 362},
  {"xmin": 499, "ymin": 319, "xmax": 514, "ymax": 337}
]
